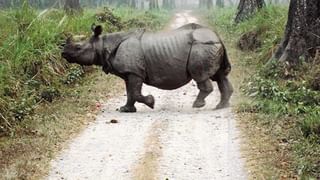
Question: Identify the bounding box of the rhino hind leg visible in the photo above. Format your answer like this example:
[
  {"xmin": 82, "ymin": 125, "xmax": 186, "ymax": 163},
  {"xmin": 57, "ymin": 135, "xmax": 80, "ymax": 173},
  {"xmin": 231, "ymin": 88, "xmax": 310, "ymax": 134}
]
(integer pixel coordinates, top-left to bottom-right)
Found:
[
  {"xmin": 193, "ymin": 79, "xmax": 213, "ymax": 108},
  {"xmin": 212, "ymin": 74, "xmax": 234, "ymax": 109},
  {"xmin": 120, "ymin": 74, "xmax": 155, "ymax": 113}
]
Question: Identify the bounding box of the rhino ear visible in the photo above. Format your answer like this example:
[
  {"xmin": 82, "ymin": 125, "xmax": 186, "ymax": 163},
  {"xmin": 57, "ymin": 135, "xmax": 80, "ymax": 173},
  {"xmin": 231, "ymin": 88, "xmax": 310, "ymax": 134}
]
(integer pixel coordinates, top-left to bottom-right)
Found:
[
  {"xmin": 92, "ymin": 24, "xmax": 103, "ymax": 38},
  {"xmin": 66, "ymin": 36, "xmax": 72, "ymax": 44}
]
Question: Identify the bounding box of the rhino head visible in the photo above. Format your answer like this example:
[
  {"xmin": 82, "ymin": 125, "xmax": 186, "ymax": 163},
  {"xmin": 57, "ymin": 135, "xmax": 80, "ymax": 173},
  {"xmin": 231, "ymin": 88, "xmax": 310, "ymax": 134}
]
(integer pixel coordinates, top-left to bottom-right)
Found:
[
  {"xmin": 62, "ymin": 24, "xmax": 143, "ymax": 74},
  {"xmin": 61, "ymin": 24, "xmax": 104, "ymax": 66}
]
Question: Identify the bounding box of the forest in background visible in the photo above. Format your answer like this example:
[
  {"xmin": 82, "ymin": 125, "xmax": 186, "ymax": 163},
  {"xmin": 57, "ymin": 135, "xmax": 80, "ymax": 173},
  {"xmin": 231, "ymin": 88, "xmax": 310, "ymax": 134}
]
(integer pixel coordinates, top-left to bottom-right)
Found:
[{"xmin": 0, "ymin": 0, "xmax": 291, "ymax": 9}]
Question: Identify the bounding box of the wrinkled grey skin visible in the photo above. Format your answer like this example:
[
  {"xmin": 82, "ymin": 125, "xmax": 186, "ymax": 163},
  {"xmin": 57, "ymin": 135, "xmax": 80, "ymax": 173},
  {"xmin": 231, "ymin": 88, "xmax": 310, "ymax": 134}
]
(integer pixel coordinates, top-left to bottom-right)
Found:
[{"xmin": 62, "ymin": 23, "xmax": 233, "ymax": 112}]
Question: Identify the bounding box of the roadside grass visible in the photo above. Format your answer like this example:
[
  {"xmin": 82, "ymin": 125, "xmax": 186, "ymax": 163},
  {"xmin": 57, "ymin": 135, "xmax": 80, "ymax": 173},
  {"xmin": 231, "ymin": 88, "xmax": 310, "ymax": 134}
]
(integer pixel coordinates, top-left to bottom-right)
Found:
[
  {"xmin": 0, "ymin": 4, "xmax": 170, "ymax": 179},
  {"xmin": 205, "ymin": 6, "xmax": 320, "ymax": 179},
  {"xmin": 0, "ymin": 72, "xmax": 123, "ymax": 179}
]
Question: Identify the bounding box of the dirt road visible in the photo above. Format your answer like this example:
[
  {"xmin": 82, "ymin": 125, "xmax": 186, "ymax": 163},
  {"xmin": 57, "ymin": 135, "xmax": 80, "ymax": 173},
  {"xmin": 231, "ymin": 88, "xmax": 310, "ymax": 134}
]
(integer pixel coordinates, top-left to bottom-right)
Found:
[{"xmin": 48, "ymin": 11, "xmax": 247, "ymax": 180}]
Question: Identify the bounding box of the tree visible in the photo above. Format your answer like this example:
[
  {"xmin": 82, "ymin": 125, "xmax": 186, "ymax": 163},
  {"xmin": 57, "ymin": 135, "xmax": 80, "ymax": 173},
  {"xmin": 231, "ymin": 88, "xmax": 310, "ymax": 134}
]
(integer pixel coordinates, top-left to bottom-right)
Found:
[
  {"xmin": 216, "ymin": 0, "xmax": 224, "ymax": 7},
  {"xmin": 58, "ymin": 0, "xmax": 64, "ymax": 8},
  {"xmin": 235, "ymin": 0, "xmax": 265, "ymax": 23},
  {"xmin": 199, "ymin": 0, "xmax": 213, "ymax": 9},
  {"xmin": 273, "ymin": 0, "xmax": 320, "ymax": 65},
  {"xmin": 227, "ymin": 0, "xmax": 234, "ymax": 6},
  {"xmin": 0, "ymin": 0, "xmax": 11, "ymax": 8},
  {"xmin": 163, "ymin": 0, "xmax": 175, "ymax": 9},
  {"xmin": 149, "ymin": 0, "xmax": 159, "ymax": 9},
  {"xmin": 129, "ymin": 0, "xmax": 136, "ymax": 8},
  {"xmin": 64, "ymin": 0, "xmax": 81, "ymax": 13}
]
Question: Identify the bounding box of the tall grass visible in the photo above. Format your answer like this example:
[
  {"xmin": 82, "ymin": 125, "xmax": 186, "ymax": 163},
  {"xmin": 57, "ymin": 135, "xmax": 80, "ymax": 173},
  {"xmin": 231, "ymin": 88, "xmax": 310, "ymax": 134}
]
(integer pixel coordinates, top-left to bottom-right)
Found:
[
  {"xmin": 206, "ymin": 5, "xmax": 320, "ymax": 178},
  {"xmin": 0, "ymin": 3, "xmax": 170, "ymax": 135},
  {"xmin": 207, "ymin": 6, "xmax": 287, "ymax": 63}
]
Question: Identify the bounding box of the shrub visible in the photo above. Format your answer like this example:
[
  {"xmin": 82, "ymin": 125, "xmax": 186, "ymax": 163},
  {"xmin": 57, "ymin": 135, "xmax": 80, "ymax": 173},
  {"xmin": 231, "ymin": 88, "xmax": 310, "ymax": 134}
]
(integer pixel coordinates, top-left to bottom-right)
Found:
[
  {"xmin": 300, "ymin": 110, "xmax": 320, "ymax": 138},
  {"xmin": 0, "ymin": 5, "xmax": 170, "ymax": 135},
  {"xmin": 206, "ymin": 5, "xmax": 320, "ymax": 178}
]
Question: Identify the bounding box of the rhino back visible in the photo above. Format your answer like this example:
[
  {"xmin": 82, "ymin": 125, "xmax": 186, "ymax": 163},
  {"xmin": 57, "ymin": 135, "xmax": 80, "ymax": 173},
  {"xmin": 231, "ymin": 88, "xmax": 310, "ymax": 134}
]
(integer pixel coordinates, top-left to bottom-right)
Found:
[{"xmin": 141, "ymin": 30, "xmax": 193, "ymax": 89}]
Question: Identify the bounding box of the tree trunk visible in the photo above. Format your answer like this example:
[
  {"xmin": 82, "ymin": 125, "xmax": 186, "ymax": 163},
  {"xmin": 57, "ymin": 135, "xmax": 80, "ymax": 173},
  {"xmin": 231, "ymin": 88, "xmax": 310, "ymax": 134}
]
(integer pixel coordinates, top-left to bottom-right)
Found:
[
  {"xmin": 207, "ymin": 0, "xmax": 213, "ymax": 8},
  {"xmin": 141, "ymin": 0, "xmax": 145, "ymax": 9},
  {"xmin": 199, "ymin": 0, "xmax": 205, "ymax": 8},
  {"xmin": 216, "ymin": 0, "xmax": 224, "ymax": 7},
  {"xmin": 149, "ymin": 0, "xmax": 159, "ymax": 9},
  {"xmin": 0, "ymin": 0, "xmax": 10, "ymax": 8},
  {"xmin": 58, "ymin": 0, "xmax": 64, "ymax": 8},
  {"xmin": 163, "ymin": 0, "xmax": 175, "ymax": 9},
  {"xmin": 64, "ymin": 0, "xmax": 81, "ymax": 13},
  {"xmin": 227, "ymin": 0, "xmax": 234, "ymax": 6},
  {"xmin": 163, "ymin": 0, "xmax": 169, "ymax": 8},
  {"xmin": 129, "ymin": 0, "xmax": 136, "ymax": 8},
  {"xmin": 273, "ymin": 0, "xmax": 320, "ymax": 65},
  {"xmin": 235, "ymin": 0, "xmax": 265, "ymax": 23},
  {"xmin": 199, "ymin": 0, "xmax": 213, "ymax": 9}
]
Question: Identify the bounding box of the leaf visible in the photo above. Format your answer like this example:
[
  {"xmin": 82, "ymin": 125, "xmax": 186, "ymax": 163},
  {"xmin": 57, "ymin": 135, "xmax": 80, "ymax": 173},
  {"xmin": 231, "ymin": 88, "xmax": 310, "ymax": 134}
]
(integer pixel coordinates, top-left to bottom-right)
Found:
[{"xmin": 249, "ymin": 91, "xmax": 259, "ymax": 97}]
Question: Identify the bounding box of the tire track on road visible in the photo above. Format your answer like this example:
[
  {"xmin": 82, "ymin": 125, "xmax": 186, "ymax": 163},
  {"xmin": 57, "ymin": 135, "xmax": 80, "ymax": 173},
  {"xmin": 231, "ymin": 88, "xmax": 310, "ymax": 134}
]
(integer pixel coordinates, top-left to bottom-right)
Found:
[
  {"xmin": 48, "ymin": 10, "xmax": 247, "ymax": 180},
  {"xmin": 132, "ymin": 120, "xmax": 169, "ymax": 180}
]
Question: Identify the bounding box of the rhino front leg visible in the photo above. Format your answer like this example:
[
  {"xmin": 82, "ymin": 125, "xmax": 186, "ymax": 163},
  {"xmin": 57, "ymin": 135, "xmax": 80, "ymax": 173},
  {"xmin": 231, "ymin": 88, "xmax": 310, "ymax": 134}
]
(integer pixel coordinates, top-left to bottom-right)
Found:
[
  {"xmin": 120, "ymin": 80, "xmax": 137, "ymax": 113},
  {"xmin": 120, "ymin": 74, "xmax": 155, "ymax": 113},
  {"xmin": 193, "ymin": 79, "xmax": 213, "ymax": 108}
]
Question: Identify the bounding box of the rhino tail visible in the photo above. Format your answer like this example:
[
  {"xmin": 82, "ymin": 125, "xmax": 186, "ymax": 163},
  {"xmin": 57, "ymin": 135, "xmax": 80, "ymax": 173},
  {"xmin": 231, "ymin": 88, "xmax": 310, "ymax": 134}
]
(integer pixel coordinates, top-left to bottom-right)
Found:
[{"xmin": 221, "ymin": 43, "xmax": 231, "ymax": 76}]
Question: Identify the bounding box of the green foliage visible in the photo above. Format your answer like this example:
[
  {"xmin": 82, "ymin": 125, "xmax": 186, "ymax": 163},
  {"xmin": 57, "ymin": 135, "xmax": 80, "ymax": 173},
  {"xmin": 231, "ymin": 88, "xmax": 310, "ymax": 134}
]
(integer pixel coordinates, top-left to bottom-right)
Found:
[
  {"xmin": 205, "ymin": 7, "xmax": 235, "ymax": 33},
  {"xmin": 0, "ymin": 4, "xmax": 170, "ymax": 135},
  {"xmin": 115, "ymin": 7, "xmax": 170, "ymax": 31},
  {"xmin": 300, "ymin": 110, "xmax": 320, "ymax": 138},
  {"xmin": 243, "ymin": 64, "xmax": 320, "ymax": 114},
  {"xmin": 207, "ymin": 6, "xmax": 287, "ymax": 62},
  {"xmin": 95, "ymin": 7, "xmax": 170, "ymax": 32},
  {"xmin": 63, "ymin": 66, "xmax": 84, "ymax": 85},
  {"xmin": 206, "ymin": 5, "xmax": 320, "ymax": 178},
  {"xmin": 95, "ymin": 7, "xmax": 123, "ymax": 32}
]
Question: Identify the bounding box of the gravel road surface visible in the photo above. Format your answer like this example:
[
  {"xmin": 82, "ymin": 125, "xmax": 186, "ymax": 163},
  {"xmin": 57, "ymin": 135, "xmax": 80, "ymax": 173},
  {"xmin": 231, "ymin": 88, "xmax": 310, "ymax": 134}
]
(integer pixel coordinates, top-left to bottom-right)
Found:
[{"xmin": 48, "ymin": 10, "xmax": 247, "ymax": 180}]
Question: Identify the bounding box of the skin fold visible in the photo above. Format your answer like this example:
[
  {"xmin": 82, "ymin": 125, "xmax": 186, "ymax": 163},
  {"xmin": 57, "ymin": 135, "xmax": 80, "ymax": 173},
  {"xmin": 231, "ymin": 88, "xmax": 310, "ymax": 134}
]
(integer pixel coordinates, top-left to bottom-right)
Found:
[{"xmin": 62, "ymin": 23, "xmax": 233, "ymax": 112}]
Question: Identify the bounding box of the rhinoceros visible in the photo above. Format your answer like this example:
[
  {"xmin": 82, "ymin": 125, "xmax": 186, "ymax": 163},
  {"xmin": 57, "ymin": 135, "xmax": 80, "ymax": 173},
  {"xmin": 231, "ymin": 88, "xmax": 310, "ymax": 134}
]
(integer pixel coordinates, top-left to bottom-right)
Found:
[{"xmin": 61, "ymin": 23, "xmax": 233, "ymax": 112}]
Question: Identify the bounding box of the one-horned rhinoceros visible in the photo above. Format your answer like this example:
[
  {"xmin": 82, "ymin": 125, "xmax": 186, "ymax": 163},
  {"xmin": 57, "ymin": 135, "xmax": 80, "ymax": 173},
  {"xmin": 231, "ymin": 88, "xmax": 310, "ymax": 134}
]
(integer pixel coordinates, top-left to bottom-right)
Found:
[{"xmin": 61, "ymin": 23, "xmax": 233, "ymax": 112}]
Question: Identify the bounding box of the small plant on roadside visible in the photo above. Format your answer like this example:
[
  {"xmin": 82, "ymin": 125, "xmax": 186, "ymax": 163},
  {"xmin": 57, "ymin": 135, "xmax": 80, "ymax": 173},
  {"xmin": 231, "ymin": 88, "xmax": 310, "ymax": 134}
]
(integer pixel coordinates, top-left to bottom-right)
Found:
[
  {"xmin": 9, "ymin": 97, "xmax": 35, "ymax": 122},
  {"xmin": 300, "ymin": 110, "xmax": 320, "ymax": 138},
  {"xmin": 206, "ymin": 5, "xmax": 320, "ymax": 178},
  {"xmin": 63, "ymin": 66, "xmax": 84, "ymax": 85}
]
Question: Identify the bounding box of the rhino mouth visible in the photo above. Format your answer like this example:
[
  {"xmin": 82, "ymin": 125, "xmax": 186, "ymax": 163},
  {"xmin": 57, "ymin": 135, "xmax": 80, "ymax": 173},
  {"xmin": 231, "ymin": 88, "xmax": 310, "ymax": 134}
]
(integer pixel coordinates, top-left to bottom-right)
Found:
[
  {"xmin": 61, "ymin": 52, "xmax": 68, "ymax": 59},
  {"xmin": 61, "ymin": 52, "xmax": 76, "ymax": 63}
]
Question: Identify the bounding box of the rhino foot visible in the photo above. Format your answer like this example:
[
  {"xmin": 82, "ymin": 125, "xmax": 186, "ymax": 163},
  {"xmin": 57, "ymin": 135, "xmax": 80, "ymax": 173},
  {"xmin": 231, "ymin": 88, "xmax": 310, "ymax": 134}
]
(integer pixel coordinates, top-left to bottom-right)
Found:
[
  {"xmin": 119, "ymin": 106, "xmax": 137, "ymax": 113},
  {"xmin": 192, "ymin": 100, "xmax": 206, "ymax": 108},
  {"xmin": 215, "ymin": 102, "xmax": 230, "ymax": 109},
  {"xmin": 145, "ymin": 95, "xmax": 155, "ymax": 109}
]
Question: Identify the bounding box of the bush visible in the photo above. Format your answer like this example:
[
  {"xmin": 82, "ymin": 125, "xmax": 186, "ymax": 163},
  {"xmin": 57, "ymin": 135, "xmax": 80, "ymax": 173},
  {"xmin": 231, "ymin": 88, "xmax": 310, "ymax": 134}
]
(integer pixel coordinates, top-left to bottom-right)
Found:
[
  {"xmin": 206, "ymin": 5, "xmax": 320, "ymax": 178},
  {"xmin": 95, "ymin": 7, "xmax": 123, "ymax": 32},
  {"xmin": 300, "ymin": 110, "xmax": 320, "ymax": 138},
  {"xmin": 0, "ymin": 5, "xmax": 170, "ymax": 135}
]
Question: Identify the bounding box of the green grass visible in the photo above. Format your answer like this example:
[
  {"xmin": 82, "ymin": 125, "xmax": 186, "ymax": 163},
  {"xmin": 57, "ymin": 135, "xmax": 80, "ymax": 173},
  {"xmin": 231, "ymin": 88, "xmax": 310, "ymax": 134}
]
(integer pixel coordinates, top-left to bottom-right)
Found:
[
  {"xmin": 205, "ymin": 5, "xmax": 320, "ymax": 179},
  {"xmin": 0, "ymin": 4, "xmax": 170, "ymax": 135},
  {"xmin": 0, "ymin": 4, "xmax": 171, "ymax": 179}
]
